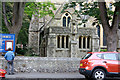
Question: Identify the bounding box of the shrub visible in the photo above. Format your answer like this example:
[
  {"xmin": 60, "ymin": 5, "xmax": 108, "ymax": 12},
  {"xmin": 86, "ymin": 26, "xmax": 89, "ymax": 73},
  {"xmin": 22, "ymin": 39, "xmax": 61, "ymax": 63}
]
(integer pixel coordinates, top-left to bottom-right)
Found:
[{"xmin": 100, "ymin": 49, "xmax": 107, "ymax": 52}]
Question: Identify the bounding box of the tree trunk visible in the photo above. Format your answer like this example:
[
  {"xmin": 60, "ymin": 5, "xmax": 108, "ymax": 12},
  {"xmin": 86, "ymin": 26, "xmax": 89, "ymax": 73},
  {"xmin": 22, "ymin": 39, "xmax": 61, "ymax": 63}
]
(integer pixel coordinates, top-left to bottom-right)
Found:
[
  {"xmin": 106, "ymin": 29, "xmax": 118, "ymax": 51},
  {"xmin": 9, "ymin": 26, "xmax": 19, "ymax": 48}
]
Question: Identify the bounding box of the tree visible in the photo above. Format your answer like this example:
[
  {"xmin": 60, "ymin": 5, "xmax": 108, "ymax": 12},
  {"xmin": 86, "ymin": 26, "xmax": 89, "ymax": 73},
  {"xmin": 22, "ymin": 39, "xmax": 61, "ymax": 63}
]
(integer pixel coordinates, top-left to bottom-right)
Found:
[
  {"xmin": 63, "ymin": 1, "xmax": 120, "ymax": 51},
  {"xmin": 2, "ymin": 2, "xmax": 30, "ymax": 50},
  {"xmin": 17, "ymin": 14, "xmax": 30, "ymax": 46},
  {"xmin": 2, "ymin": 2, "xmax": 56, "ymax": 48},
  {"xmin": 98, "ymin": 2, "xmax": 120, "ymax": 51}
]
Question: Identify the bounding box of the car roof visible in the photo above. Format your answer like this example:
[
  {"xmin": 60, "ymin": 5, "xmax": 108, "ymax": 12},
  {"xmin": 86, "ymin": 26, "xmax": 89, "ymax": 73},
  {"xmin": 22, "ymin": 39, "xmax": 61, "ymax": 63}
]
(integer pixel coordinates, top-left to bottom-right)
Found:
[{"xmin": 88, "ymin": 52, "xmax": 119, "ymax": 54}]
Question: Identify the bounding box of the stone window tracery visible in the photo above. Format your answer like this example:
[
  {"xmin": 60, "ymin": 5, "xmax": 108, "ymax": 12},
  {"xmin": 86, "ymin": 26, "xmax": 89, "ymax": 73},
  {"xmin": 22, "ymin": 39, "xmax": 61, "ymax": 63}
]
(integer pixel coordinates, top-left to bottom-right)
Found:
[
  {"xmin": 62, "ymin": 12, "xmax": 71, "ymax": 27},
  {"xmin": 57, "ymin": 35, "xmax": 69, "ymax": 49},
  {"xmin": 79, "ymin": 36, "xmax": 91, "ymax": 49}
]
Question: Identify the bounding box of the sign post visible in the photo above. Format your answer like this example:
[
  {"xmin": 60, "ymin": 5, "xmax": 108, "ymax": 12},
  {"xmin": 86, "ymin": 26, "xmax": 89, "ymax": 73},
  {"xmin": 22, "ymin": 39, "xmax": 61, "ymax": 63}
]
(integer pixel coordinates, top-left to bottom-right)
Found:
[{"xmin": 0, "ymin": 34, "xmax": 15, "ymax": 53}]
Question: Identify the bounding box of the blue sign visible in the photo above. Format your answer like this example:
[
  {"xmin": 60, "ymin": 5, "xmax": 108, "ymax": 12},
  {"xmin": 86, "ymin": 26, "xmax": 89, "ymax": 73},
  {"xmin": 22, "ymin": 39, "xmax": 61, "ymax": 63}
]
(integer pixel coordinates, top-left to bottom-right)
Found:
[{"xmin": 0, "ymin": 34, "xmax": 15, "ymax": 52}]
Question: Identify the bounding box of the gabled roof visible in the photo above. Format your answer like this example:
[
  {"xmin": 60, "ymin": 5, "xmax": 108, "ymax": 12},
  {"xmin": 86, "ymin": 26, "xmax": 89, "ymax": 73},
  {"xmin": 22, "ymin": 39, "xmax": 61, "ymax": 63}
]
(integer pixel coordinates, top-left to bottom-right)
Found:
[{"xmin": 29, "ymin": 3, "xmax": 63, "ymax": 32}]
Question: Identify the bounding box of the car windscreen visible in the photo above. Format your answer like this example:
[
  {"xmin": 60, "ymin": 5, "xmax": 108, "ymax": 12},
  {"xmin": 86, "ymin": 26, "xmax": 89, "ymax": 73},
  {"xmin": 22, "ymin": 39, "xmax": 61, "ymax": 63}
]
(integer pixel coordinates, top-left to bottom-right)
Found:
[{"xmin": 82, "ymin": 53, "xmax": 92, "ymax": 59}]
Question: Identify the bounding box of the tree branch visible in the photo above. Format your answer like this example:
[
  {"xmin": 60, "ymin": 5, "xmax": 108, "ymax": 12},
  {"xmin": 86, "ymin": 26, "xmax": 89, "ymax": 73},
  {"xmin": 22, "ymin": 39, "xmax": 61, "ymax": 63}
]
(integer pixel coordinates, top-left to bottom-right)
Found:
[
  {"xmin": 2, "ymin": 2, "xmax": 11, "ymax": 31},
  {"xmin": 98, "ymin": 2, "xmax": 110, "ymax": 33},
  {"xmin": 112, "ymin": 2, "xmax": 120, "ymax": 31},
  {"xmin": 12, "ymin": 2, "xmax": 19, "ymax": 26},
  {"xmin": 12, "ymin": 2, "xmax": 26, "ymax": 34}
]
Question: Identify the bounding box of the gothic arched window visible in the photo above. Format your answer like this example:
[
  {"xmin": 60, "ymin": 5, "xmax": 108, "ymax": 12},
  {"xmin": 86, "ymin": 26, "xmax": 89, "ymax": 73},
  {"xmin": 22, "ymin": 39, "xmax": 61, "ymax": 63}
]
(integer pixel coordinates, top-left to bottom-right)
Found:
[
  {"xmin": 96, "ymin": 25, "xmax": 100, "ymax": 37},
  {"xmin": 67, "ymin": 17, "xmax": 71, "ymax": 26},
  {"xmin": 62, "ymin": 12, "xmax": 71, "ymax": 27},
  {"xmin": 63, "ymin": 17, "xmax": 66, "ymax": 27}
]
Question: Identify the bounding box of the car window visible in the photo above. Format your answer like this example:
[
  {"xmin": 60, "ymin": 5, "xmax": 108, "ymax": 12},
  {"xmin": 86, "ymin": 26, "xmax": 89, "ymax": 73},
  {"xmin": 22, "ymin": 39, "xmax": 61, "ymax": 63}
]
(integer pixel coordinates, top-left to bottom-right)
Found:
[
  {"xmin": 97, "ymin": 54, "xmax": 102, "ymax": 58},
  {"xmin": 103, "ymin": 53, "xmax": 117, "ymax": 60},
  {"xmin": 118, "ymin": 53, "xmax": 120, "ymax": 61},
  {"xmin": 82, "ymin": 53, "xmax": 92, "ymax": 59}
]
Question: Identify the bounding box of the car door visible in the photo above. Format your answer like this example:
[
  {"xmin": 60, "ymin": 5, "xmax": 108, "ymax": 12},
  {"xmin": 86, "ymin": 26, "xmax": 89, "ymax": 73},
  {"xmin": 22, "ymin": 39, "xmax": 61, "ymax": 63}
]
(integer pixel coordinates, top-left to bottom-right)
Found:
[
  {"xmin": 118, "ymin": 53, "xmax": 120, "ymax": 73},
  {"xmin": 103, "ymin": 53, "xmax": 118, "ymax": 73}
]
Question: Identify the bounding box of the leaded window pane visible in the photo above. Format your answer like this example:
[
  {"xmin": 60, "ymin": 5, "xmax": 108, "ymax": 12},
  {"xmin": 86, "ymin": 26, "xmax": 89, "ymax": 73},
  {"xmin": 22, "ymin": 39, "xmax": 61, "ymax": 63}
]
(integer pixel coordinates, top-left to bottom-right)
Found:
[
  {"xmin": 63, "ymin": 17, "xmax": 66, "ymax": 27},
  {"xmin": 57, "ymin": 36, "xmax": 60, "ymax": 48},
  {"xmin": 83, "ymin": 37, "xmax": 86, "ymax": 48},
  {"xmin": 87, "ymin": 37, "xmax": 90, "ymax": 48},
  {"xmin": 66, "ymin": 36, "xmax": 69, "ymax": 48},
  {"xmin": 62, "ymin": 36, "xmax": 64, "ymax": 48},
  {"xmin": 67, "ymin": 17, "xmax": 71, "ymax": 27},
  {"xmin": 79, "ymin": 37, "xmax": 81, "ymax": 48}
]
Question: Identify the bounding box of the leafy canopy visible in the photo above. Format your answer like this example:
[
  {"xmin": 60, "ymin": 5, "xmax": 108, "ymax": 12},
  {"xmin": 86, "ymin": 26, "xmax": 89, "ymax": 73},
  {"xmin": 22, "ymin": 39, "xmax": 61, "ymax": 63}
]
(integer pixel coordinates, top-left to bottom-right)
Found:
[
  {"xmin": 62, "ymin": 2, "xmax": 115, "ymax": 26},
  {"xmin": 2, "ymin": 2, "xmax": 57, "ymax": 46},
  {"xmin": 24, "ymin": 2, "xmax": 56, "ymax": 18}
]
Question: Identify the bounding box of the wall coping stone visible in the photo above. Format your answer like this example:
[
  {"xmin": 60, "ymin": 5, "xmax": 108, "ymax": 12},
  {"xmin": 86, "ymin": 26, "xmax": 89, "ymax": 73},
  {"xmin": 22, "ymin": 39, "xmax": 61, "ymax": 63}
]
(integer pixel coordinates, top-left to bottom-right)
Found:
[{"xmin": 0, "ymin": 56, "xmax": 81, "ymax": 60}]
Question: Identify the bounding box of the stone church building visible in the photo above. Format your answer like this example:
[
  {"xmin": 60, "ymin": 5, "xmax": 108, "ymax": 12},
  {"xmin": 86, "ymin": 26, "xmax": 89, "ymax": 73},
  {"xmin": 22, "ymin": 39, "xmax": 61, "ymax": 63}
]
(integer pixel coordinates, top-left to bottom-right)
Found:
[{"xmin": 28, "ymin": 3, "xmax": 101, "ymax": 58}]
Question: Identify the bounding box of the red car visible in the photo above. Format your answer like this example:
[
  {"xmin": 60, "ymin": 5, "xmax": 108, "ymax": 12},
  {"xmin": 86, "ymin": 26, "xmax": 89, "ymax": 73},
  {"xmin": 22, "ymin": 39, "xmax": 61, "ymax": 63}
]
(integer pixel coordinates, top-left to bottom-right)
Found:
[
  {"xmin": 0, "ymin": 69, "xmax": 7, "ymax": 78},
  {"xmin": 79, "ymin": 52, "xmax": 120, "ymax": 80}
]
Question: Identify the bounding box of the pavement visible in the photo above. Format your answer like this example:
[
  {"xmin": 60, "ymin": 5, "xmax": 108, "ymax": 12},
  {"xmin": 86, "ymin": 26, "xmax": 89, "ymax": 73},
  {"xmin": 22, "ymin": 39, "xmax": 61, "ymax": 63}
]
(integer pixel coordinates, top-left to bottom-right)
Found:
[
  {"xmin": 4, "ymin": 72, "xmax": 120, "ymax": 80},
  {"xmin": 4, "ymin": 72, "xmax": 86, "ymax": 80}
]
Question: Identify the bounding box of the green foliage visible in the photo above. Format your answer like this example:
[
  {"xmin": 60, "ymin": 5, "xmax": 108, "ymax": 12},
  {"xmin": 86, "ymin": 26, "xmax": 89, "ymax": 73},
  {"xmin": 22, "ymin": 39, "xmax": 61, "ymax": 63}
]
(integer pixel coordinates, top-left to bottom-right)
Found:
[
  {"xmin": 16, "ymin": 46, "xmax": 28, "ymax": 55},
  {"xmin": 62, "ymin": 2, "xmax": 115, "ymax": 26},
  {"xmin": 17, "ymin": 14, "xmax": 30, "ymax": 45},
  {"xmin": 25, "ymin": 53, "xmax": 39, "ymax": 57},
  {"xmin": 2, "ymin": 2, "xmax": 56, "ymax": 56},
  {"xmin": 113, "ymin": 2, "xmax": 120, "ymax": 7},
  {"xmin": 2, "ymin": 2, "xmax": 13, "ymax": 33},
  {"xmin": 24, "ymin": 2, "xmax": 56, "ymax": 18},
  {"xmin": 100, "ymin": 49, "xmax": 107, "ymax": 52},
  {"xmin": 61, "ymin": 2, "xmax": 76, "ymax": 13},
  {"xmin": 2, "ymin": 25, "xmax": 9, "ymax": 33},
  {"xmin": 23, "ymin": 47, "xmax": 39, "ymax": 57},
  {"xmin": 16, "ymin": 47, "xmax": 39, "ymax": 56},
  {"xmin": 4, "ymin": 2, "xmax": 13, "ymax": 26},
  {"xmin": 2, "ymin": 2, "xmax": 30, "ymax": 46}
]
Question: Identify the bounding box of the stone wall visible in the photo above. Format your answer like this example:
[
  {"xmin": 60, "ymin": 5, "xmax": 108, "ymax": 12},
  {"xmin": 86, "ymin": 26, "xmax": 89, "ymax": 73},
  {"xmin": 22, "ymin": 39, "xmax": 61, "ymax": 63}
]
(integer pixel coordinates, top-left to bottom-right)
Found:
[
  {"xmin": 46, "ymin": 27, "xmax": 99, "ymax": 58},
  {"xmin": 0, "ymin": 56, "xmax": 81, "ymax": 73},
  {"xmin": 28, "ymin": 32, "xmax": 40, "ymax": 55}
]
